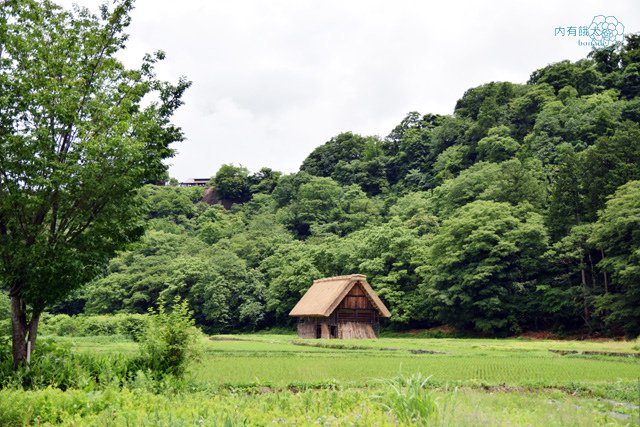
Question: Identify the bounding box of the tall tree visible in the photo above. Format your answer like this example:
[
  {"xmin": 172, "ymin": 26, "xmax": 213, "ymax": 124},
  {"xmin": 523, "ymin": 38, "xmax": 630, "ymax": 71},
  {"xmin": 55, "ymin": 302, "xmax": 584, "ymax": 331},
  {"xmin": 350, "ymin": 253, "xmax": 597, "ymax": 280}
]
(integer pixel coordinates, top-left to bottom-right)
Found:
[
  {"xmin": 300, "ymin": 132, "xmax": 366, "ymax": 177},
  {"xmin": 590, "ymin": 181, "xmax": 640, "ymax": 336},
  {"xmin": 0, "ymin": 0, "xmax": 190, "ymax": 366},
  {"xmin": 419, "ymin": 201, "xmax": 548, "ymax": 335},
  {"xmin": 211, "ymin": 164, "xmax": 250, "ymax": 202},
  {"xmin": 476, "ymin": 125, "xmax": 521, "ymax": 163},
  {"xmin": 581, "ymin": 121, "xmax": 640, "ymax": 221}
]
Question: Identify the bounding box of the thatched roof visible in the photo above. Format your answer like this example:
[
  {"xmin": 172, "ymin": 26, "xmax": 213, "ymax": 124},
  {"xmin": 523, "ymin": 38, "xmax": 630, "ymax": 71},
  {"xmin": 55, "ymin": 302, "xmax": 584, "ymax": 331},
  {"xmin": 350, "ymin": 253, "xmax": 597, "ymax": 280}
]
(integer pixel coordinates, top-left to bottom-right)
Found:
[{"xmin": 289, "ymin": 274, "xmax": 391, "ymax": 318}]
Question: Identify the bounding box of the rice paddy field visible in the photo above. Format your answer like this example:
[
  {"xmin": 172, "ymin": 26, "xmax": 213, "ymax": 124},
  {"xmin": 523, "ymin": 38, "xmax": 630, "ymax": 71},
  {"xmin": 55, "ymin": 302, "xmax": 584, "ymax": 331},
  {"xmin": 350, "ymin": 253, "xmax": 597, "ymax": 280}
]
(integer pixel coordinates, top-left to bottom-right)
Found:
[{"xmin": 2, "ymin": 333, "xmax": 639, "ymax": 426}]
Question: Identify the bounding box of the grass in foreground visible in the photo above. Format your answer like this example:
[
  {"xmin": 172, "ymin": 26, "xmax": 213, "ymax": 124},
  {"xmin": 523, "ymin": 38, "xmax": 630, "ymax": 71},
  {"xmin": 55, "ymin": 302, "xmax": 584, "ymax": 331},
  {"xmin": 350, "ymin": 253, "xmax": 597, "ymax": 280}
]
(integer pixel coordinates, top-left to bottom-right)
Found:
[
  {"xmin": 54, "ymin": 334, "xmax": 640, "ymax": 400},
  {"xmin": 8, "ymin": 334, "xmax": 638, "ymax": 426},
  {"xmin": 0, "ymin": 383, "xmax": 636, "ymax": 426}
]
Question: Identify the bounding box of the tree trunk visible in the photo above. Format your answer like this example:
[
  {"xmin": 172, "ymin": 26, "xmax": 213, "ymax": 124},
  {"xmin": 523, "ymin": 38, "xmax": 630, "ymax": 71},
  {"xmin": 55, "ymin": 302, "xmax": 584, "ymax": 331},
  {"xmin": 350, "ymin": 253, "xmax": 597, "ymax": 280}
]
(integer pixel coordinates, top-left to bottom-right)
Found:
[
  {"xmin": 587, "ymin": 252, "xmax": 596, "ymax": 288},
  {"xmin": 28, "ymin": 309, "xmax": 42, "ymax": 356},
  {"xmin": 9, "ymin": 294, "xmax": 43, "ymax": 368},
  {"xmin": 10, "ymin": 295, "xmax": 28, "ymax": 368},
  {"xmin": 580, "ymin": 268, "xmax": 591, "ymax": 333},
  {"xmin": 601, "ymin": 249, "xmax": 609, "ymax": 293}
]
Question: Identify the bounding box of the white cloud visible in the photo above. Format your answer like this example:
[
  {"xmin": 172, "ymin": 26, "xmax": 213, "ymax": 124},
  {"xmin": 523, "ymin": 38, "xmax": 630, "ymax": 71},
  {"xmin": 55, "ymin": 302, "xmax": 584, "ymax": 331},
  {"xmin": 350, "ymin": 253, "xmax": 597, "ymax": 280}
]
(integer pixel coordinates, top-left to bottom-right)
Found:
[{"xmin": 57, "ymin": 0, "xmax": 640, "ymax": 180}]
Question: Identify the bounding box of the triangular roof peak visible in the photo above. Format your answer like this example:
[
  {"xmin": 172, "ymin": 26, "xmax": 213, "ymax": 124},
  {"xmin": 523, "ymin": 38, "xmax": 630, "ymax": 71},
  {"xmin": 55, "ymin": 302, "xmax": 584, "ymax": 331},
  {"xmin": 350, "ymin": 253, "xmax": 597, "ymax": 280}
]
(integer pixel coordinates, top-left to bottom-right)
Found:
[
  {"xmin": 289, "ymin": 274, "xmax": 391, "ymax": 318},
  {"xmin": 313, "ymin": 274, "xmax": 366, "ymax": 284}
]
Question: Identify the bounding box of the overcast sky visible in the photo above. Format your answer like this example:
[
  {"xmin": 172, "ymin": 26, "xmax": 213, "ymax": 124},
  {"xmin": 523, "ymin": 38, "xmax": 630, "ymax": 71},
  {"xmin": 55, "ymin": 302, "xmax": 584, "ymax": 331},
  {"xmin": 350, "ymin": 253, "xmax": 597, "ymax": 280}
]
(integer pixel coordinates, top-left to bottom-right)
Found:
[{"xmin": 58, "ymin": 0, "xmax": 639, "ymax": 181}]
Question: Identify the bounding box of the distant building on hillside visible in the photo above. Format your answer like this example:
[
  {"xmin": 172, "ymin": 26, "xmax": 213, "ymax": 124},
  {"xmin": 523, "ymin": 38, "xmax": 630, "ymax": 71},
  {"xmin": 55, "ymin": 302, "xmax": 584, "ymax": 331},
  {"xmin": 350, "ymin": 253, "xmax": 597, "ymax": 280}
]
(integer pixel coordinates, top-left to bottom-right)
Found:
[
  {"xmin": 180, "ymin": 178, "xmax": 210, "ymax": 187},
  {"xmin": 289, "ymin": 274, "xmax": 391, "ymax": 339}
]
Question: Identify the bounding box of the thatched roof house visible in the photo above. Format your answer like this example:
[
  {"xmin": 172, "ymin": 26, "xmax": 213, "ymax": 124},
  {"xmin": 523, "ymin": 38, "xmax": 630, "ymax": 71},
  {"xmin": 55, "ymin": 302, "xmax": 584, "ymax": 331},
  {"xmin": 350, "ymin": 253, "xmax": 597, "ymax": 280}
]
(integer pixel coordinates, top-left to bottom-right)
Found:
[{"xmin": 289, "ymin": 274, "xmax": 391, "ymax": 339}]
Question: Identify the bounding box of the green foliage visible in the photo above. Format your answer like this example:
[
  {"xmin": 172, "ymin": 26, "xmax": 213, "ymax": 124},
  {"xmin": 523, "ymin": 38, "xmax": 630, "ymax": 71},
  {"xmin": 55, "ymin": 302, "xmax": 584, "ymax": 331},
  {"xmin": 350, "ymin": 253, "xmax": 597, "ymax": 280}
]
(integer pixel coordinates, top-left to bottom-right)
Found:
[
  {"xmin": 547, "ymin": 144, "xmax": 585, "ymax": 239},
  {"xmin": 0, "ymin": 383, "xmax": 633, "ymax": 427},
  {"xmin": 40, "ymin": 313, "xmax": 150, "ymax": 341},
  {"xmin": 508, "ymin": 83, "xmax": 555, "ymax": 141},
  {"xmin": 0, "ymin": 0, "xmax": 189, "ymax": 365},
  {"xmin": 0, "ymin": 294, "xmax": 11, "ymax": 337},
  {"xmin": 580, "ymin": 121, "xmax": 640, "ymax": 220},
  {"xmin": 432, "ymin": 144, "xmax": 469, "ymax": 183},
  {"xmin": 300, "ymin": 132, "xmax": 367, "ymax": 178},
  {"xmin": 0, "ymin": 304, "xmax": 200, "ymax": 389},
  {"xmin": 534, "ymin": 224, "xmax": 596, "ymax": 332},
  {"xmin": 271, "ymin": 171, "xmax": 313, "ymax": 207},
  {"xmin": 590, "ymin": 181, "xmax": 640, "ymax": 336},
  {"xmin": 278, "ymin": 177, "xmax": 380, "ymax": 238},
  {"xmin": 374, "ymin": 373, "xmax": 440, "ymax": 425},
  {"xmin": 137, "ymin": 297, "xmax": 201, "ymax": 378},
  {"xmin": 0, "ymin": 294, "xmax": 9, "ymax": 334},
  {"xmin": 83, "ymin": 230, "xmax": 208, "ymax": 314},
  {"xmin": 0, "ymin": 337, "xmax": 133, "ymax": 390},
  {"xmin": 337, "ymin": 223, "xmax": 426, "ymax": 324},
  {"xmin": 431, "ymin": 159, "xmax": 547, "ymax": 216},
  {"xmin": 477, "ymin": 125, "xmax": 521, "ymax": 162},
  {"xmin": 529, "ymin": 59, "xmax": 603, "ymax": 95},
  {"xmin": 0, "ymin": 294, "xmax": 8, "ymax": 319},
  {"xmin": 248, "ymin": 167, "xmax": 282, "ymax": 195},
  {"xmin": 262, "ymin": 242, "xmax": 323, "ymax": 321},
  {"xmin": 455, "ymin": 82, "xmax": 528, "ymax": 142},
  {"xmin": 526, "ymin": 90, "xmax": 622, "ymax": 164},
  {"xmin": 140, "ymin": 185, "xmax": 197, "ymax": 222},
  {"xmin": 420, "ymin": 201, "xmax": 548, "ymax": 335},
  {"xmin": 212, "ymin": 164, "xmax": 250, "ymax": 201}
]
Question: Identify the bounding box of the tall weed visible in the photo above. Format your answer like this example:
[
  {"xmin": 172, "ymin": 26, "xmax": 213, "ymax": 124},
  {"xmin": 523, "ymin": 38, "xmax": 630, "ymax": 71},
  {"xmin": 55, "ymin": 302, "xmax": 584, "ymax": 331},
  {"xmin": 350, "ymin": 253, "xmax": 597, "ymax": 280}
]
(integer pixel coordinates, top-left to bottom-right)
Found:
[{"xmin": 374, "ymin": 373, "xmax": 440, "ymax": 425}]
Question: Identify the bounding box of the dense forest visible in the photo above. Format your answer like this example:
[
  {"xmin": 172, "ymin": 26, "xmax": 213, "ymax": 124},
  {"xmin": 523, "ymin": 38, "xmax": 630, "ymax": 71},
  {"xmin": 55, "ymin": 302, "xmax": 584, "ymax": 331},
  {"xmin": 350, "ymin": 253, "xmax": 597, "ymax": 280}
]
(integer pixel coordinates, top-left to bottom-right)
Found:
[{"xmin": 39, "ymin": 36, "xmax": 640, "ymax": 338}]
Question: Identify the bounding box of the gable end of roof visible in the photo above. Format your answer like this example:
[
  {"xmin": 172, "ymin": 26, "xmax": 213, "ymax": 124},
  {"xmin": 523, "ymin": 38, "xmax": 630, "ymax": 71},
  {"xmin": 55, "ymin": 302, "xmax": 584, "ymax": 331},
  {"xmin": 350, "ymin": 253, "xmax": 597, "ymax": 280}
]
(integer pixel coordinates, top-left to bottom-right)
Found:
[{"xmin": 289, "ymin": 274, "xmax": 391, "ymax": 318}]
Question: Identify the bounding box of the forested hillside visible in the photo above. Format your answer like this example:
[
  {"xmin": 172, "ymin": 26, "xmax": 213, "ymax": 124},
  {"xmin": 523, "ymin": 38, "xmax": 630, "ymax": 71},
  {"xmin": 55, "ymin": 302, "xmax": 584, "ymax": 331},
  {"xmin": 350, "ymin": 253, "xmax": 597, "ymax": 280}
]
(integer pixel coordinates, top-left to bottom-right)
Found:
[{"xmin": 57, "ymin": 36, "xmax": 640, "ymax": 337}]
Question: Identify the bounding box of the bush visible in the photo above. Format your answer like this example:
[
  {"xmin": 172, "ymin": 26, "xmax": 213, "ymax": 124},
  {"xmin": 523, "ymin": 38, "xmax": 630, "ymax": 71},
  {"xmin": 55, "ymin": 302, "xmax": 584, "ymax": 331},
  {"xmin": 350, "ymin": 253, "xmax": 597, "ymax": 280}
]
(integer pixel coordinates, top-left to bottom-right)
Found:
[
  {"xmin": 0, "ymin": 302, "xmax": 199, "ymax": 390},
  {"xmin": 40, "ymin": 313, "xmax": 150, "ymax": 340},
  {"xmin": 0, "ymin": 337, "xmax": 134, "ymax": 390},
  {"xmin": 137, "ymin": 297, "xmax": 202, "ymax": 378},
  {"xmin": 119, "ymin": 315, "xmax": 149, "ymax": 342},
  {"xmin": 42, "ymin": 313, "xmax": 81, "ymax": 336}
]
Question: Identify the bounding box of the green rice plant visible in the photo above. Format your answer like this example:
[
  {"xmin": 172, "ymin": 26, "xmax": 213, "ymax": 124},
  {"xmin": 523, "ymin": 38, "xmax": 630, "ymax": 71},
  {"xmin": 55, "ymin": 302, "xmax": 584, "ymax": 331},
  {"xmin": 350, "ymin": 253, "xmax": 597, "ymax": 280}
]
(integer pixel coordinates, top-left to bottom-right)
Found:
[{"xmin": 374, "ymin": 373, "xmax": 439, "ymax": 425}]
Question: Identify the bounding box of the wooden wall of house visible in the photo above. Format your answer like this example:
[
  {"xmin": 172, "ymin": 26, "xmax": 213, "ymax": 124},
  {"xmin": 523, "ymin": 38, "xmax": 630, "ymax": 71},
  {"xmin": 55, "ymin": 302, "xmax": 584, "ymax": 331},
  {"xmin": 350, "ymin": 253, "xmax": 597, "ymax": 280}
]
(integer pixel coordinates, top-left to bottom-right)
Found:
[
  {"xmin": 338, "ymin": 283, "xmax": 375, "ymax": 310},
  {"xmin": 320, "ymin": 321, "xmax": 330, "ymax": 339},
  {"xmin": 338, "ymin": 321, "xmax": 376, "ymax": 339},
  {"xmin": 297, "ymin": 320, "xmax": 316, "ymax": 338},
  {"xmin": 335, "ymin": 282, "xmax": 379, "ymax": 338},
  {"xmin": 297, "ymin": 318, "xmax": 331, "ymax": 339}
]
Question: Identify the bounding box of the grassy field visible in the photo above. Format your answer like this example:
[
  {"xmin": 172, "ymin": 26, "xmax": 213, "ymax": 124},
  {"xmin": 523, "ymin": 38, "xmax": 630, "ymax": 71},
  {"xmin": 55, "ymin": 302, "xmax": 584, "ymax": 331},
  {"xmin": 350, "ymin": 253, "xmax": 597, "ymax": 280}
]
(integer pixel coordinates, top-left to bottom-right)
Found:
[{"xmin": 2, "ymin": 333, "xmax": 639, "ymax": 426}]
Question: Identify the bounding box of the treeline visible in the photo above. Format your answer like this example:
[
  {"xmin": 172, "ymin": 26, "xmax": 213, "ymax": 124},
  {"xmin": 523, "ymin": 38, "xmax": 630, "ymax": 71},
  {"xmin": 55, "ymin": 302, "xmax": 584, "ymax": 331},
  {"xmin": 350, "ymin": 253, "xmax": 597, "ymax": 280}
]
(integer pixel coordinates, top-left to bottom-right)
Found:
[{"xmin": 53, "ymin": 36, "xmax": 640, "ymax": 337}]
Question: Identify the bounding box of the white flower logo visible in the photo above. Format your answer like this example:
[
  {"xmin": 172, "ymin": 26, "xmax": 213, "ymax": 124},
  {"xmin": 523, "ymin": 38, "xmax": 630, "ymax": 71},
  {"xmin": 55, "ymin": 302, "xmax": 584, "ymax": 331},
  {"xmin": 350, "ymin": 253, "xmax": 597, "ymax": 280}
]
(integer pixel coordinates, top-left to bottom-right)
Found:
[{"xmin": 588, "ymin": 15, "xmax": 625, "ymax": 46}]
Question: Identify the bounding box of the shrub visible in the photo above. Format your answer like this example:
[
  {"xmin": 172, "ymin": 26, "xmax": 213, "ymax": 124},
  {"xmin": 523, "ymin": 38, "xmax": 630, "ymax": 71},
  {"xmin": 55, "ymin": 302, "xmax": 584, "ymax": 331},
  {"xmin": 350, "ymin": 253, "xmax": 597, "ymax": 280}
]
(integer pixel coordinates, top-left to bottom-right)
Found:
[
  {"xmin": 0, "ymin": 302, "xmax": 200, "ymax": 390},
  {"xmin": 118, "ymin": 314, "xmax": 149, "ymax": 342},
  {"xmin": 42, "ymin": 313, "xmax": 81, "ymax": 336},
  {"xmin": 40, "ymin": 313, "xmax": 150, "ymax": 340},
  {"xmin": 137, "ymin": 297, "xmax": 202, "ymax": 378},
  {"xmin": 0, "ymin": 337, "xmax": 133, "ymax": 390}
]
